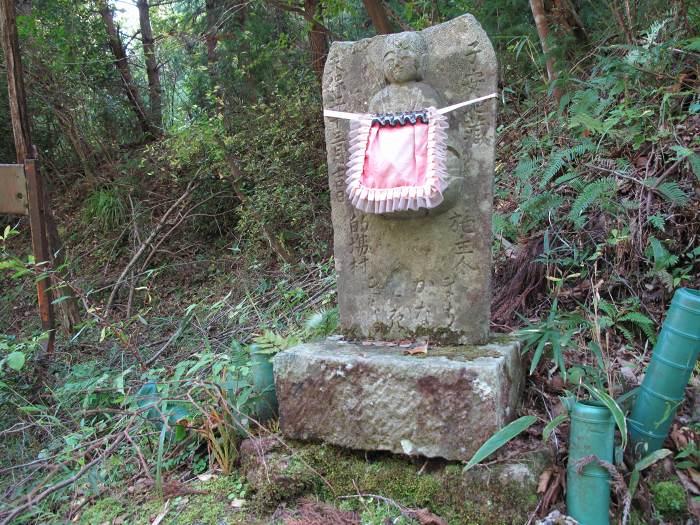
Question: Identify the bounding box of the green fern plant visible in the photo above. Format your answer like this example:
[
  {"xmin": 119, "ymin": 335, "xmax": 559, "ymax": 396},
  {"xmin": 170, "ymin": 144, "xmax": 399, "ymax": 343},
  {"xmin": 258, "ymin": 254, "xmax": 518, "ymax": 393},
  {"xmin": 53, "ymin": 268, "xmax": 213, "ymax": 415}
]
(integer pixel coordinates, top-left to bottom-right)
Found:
[
  {"xmin": 596, "ymin": 298, "xmax": 657, "ymax": 345},
  {"xmin": 304, "ymin": 308, "xmax": 339, "ymax": 341},
  {"xmin": 517, "ymin": 299, "xmax": 589, "ymax": 380},
  {"xmin": 251, "ymin": 330, "xmax": 299, "ymax": 355},
  {"xmin": 568, "ymin": 177, "xmax": 618, "ymax": 228},
  {"xmin": 540, "ymin": 141, "xmax": 595, "ymax": 188}
]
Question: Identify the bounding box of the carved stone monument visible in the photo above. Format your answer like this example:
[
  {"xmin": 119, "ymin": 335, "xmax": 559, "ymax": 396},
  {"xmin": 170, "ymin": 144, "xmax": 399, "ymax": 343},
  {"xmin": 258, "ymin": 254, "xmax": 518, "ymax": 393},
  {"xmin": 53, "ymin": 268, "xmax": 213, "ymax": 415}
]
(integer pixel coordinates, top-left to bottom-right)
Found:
[
  {"xmin": 325, "ymin": 15, "xmax": 497, "ymax": 345},
  {"xmin": 274, "ymin": 15, "xmax": 523, "ymax": 462}
]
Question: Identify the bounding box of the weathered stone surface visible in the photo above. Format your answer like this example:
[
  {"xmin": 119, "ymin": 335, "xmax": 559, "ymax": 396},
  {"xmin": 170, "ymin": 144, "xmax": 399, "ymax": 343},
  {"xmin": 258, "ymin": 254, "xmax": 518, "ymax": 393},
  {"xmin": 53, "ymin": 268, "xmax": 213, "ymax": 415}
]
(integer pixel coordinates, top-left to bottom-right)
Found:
[
  {"xmin": 322, "ymin": 14, "xmax": 498, "ymax": 345},
  {"xmin": 273, "ymin": 338, "xmax": 523, "ymax": 461}
]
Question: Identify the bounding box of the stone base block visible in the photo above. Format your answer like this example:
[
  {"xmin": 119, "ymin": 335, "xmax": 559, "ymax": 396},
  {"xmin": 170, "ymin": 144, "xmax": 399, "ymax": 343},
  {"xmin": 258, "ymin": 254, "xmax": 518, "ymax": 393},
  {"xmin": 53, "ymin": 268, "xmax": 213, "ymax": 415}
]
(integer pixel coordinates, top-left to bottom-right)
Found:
[{"xmin": 273, "ymin": 338, "xmax": 523, "ymax": 461}]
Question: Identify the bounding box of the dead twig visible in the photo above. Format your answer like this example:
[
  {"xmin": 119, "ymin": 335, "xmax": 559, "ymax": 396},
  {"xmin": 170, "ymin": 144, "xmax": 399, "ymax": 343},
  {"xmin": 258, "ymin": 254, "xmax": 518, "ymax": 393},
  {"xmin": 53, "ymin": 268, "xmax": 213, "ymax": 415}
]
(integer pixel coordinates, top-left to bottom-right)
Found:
[
  {"xmin": 105, "ymin": 178, "xmax": 198, "ymax": 314},
  {"xmin": 0, "ymin": 429, "xmax": 129, "ymax": 525}
]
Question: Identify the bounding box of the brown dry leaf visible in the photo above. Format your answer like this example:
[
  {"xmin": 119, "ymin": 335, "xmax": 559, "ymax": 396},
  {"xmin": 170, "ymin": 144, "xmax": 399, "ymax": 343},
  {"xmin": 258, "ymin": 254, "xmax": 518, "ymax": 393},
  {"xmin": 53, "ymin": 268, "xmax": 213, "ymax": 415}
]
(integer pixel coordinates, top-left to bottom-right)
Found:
[
  {"xmin": 404, "ymin": 342, "xmax": 428, "ymax": 355},
  {"xmin": 537, "ymin": 469, "xmax": 553, "ymax": 493},
  {"xmin": 540, "ymin": 466, "xmax": 565, "ymax": 515},
  {"xmin": 675, "ymin": 469, "xmax": 700, "ymax": 496},
  {"xmin": 689, "ymin": 468, "xmax": 700, "ymax": 488},
  {"xmin": 408, "ymin": 508, "xmax": 448, "ymax": 525},
  {"xmin": 670, "ymin": 425, "xmax": 689, "ymax": 450}
]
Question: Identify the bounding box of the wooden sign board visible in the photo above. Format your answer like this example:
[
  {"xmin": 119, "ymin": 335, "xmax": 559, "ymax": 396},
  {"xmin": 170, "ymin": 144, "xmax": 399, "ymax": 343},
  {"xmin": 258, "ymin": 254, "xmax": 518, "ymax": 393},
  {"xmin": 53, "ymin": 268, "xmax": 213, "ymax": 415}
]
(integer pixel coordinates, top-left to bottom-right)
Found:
[{"xmin": 0, "ymin": 163, "xmax": 28, "ymax": 215}]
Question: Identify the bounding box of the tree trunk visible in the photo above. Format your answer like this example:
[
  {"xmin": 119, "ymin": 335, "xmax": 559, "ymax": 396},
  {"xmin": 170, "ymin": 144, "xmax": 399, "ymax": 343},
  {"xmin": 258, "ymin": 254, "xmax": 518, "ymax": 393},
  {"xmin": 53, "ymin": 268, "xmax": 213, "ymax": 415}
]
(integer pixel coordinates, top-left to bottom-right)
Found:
[
  {"xmin": 304, "ymin": 0, "xmax": 328, "ymax": 80},
  {"xmin": 98, "ymin": 0, "xmax": 154, "ymax": 136},
  {"xmin": 205, "ymin": 0, "xmax": 219, "ymax": 83},
  {"xmin": 553, "ymin": 0, "xmax": 587, "ymax": 43},
  {"xmin": 137, "ymin": 0, "xmax": 162, "ymax": 131},
  {"xmin": 363, "ymin": 0, "xmax": 393, "ymax": 34},
  {"xmin": 529, "ymin": 0, "xmax": 562, "ymax": 105},
  {"xmin": 0, "ymin": 0, "xmax": 32, "ymax": 162}
]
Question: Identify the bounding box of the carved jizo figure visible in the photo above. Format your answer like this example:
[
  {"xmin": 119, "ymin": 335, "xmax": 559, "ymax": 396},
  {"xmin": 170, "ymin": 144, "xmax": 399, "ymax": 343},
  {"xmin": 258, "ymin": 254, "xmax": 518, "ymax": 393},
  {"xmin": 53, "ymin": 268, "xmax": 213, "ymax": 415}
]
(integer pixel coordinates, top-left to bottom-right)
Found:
[
  {"xmin": 368, "ymin": 32, "xmax": 465, "ymax": 216},
  {"xmin": 323, "ymin": 15, "xmax": 498, "ymax": 344}
]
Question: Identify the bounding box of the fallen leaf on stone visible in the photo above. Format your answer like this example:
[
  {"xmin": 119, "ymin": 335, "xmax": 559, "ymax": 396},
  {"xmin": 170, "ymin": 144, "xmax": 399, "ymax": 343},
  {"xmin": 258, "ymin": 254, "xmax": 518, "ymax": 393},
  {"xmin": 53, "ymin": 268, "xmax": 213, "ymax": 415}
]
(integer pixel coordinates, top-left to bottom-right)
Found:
[{"xmin": 404, "ymin": 343, "xmax": 428, "ymax": 355}]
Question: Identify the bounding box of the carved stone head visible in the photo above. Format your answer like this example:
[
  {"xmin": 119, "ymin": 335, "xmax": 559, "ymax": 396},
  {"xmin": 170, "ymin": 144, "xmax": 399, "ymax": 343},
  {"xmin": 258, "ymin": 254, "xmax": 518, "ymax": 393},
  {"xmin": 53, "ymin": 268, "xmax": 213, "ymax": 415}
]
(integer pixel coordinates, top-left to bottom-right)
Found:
[{"xmin": 382, "ymin": 32, "xmax": 428, "ymax": 84}]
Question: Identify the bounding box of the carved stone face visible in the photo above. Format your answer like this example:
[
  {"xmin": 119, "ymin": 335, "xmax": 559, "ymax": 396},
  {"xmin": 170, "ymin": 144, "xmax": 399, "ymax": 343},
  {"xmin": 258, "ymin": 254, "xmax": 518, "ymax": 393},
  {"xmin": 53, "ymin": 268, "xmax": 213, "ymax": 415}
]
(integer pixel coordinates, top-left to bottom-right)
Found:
[{"xmin": 382, "ymin": 33, "xmax": 426, "ymax": 84}]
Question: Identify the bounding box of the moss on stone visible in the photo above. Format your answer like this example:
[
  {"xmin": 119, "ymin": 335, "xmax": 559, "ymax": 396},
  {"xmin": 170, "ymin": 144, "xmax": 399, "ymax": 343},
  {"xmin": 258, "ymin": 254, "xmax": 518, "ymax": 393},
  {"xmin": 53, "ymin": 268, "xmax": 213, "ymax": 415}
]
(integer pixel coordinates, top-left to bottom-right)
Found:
[
  {"xmin": 651, "ymin": 480, "xmax": 686, "ymax": 519},
  {"xmin": 251, "ymin": 442, "xmax": 549, "ymax": 525}
]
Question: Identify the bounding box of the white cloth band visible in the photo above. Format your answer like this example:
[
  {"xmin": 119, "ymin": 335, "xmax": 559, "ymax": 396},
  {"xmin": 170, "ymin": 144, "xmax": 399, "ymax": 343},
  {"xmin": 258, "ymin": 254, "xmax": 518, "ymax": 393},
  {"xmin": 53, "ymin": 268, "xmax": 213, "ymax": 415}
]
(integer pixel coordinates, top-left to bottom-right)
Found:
[{"xmin": 323, "ymin": 92, "xmax": 498, "ymax": 120}]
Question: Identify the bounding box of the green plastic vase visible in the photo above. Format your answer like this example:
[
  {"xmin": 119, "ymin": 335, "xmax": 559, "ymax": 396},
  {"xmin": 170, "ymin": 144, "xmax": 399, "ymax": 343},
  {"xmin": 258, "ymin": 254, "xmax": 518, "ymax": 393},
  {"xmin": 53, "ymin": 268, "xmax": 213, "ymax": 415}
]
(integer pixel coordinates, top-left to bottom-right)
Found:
[
  {"xmin": 250, "ymin": 344, "xmax": 279, "ymax": 423},
  {"xmin": 629, "ymin": 288, "xmax": 700, "ymax": 456},
  {"xmin": 566, "ymin": 400, "xmax": 615, "ymax": 525}
]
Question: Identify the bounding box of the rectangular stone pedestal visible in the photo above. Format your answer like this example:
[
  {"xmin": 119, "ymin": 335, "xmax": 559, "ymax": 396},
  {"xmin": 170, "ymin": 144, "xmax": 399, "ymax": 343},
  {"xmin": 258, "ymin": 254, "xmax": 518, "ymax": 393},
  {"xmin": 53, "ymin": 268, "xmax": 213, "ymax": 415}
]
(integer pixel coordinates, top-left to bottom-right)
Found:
[{"xmin": 273, "ymin": 338, "xmax": 523, "ymax": 461}]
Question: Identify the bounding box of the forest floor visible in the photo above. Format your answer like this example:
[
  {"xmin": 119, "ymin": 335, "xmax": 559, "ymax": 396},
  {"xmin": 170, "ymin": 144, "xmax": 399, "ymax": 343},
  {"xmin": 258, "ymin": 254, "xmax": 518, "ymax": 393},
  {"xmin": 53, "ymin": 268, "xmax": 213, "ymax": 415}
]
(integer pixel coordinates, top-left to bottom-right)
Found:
[{"xmin": 2, "ymin": 137, "xmax": 697, "ymax": 524}]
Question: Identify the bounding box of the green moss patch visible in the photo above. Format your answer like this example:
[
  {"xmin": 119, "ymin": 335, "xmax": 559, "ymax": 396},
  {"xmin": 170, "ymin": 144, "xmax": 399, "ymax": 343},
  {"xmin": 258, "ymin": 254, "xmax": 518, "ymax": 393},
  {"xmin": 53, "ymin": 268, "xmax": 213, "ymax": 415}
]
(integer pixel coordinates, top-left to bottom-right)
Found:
[
  {"xmin": 243, "ymin": 441, "xmax": 549, "ymax": 525},
  {"xmin": 651, "ymin": 480, "xmax": 686, "ymax": 520}
]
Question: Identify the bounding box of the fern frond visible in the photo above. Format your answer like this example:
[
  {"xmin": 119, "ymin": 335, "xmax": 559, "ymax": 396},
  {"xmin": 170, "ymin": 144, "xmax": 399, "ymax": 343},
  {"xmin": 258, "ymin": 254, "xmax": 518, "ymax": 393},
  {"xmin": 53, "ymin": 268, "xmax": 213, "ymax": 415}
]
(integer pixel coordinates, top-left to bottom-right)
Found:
[
  {"xmin": 540, "ymin": 142, "xmax": 594, "ymax": 188},
  {"xmin": 514, "ymin": 157, "xmax": 540, "ymax": 182},
  {"xmin": 616, "ymin": 324, "xmax": 635, "ymax": 343},
  {"xmin": 618, "ymin": 312, "xmax": 654, "ymax": 326},
  {"xmin": 568, "ymin": 177, "xmax": 617, "ymax": 228},
  {"xmin": 647, "ymin": 214, "xmax": 666, "ymax": 231},
  {"xmin": 656, "ymin": 182, "xmax": 689, "ymax": 205}
]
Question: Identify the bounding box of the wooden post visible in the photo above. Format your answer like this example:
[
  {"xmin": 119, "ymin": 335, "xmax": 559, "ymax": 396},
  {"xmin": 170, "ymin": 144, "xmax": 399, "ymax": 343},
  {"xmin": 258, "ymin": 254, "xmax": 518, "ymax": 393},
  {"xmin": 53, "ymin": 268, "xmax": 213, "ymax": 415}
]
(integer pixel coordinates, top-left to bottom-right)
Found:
[
  {"xmin": 24, "ymin": 159, "xmax": 56, "ymax": 354},
  {"xmin": 1, "ymin": 0, "xmax": 67, "ymax": 352}
]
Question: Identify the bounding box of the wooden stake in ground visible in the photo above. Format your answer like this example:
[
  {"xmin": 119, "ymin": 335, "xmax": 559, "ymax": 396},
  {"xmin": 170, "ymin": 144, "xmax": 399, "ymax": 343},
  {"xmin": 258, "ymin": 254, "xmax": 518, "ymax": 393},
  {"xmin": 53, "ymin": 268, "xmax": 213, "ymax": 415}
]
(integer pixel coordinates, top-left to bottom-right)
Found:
[
  {"xmin": 0, "ymin": 0, "xmax": 80, "ymax": 341},
  {"xmin": 0, "ymin": 0, "xmax": 55, "ymax": 353}
]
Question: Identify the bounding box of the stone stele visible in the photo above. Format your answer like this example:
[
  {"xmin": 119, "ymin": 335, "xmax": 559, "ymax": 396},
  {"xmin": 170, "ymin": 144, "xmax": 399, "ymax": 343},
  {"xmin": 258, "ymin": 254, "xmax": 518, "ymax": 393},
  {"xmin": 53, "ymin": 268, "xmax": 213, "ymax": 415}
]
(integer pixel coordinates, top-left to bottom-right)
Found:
[
  {"xmin": 322, "ymin": 14, "xmax": 497, "ymax": 345},
  {"xmin": 274, "ymin": 340, "xmax": 523, "ymax": 461}
]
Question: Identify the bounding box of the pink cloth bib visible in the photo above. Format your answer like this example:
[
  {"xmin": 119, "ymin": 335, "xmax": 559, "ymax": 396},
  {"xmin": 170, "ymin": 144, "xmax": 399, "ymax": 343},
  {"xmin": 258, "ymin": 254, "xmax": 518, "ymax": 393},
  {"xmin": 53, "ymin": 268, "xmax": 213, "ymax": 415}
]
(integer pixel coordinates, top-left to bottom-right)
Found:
[
  {"xmin": 345, "ymin": 107, "xmax": 448, "ymax": 214},
  {"xmin": 323, "ymin": 93, "xmax": 497, "ymax": 214},
  {"xmin": 362, "ymin": 121, "xmax": 429, "ymax": 189}
]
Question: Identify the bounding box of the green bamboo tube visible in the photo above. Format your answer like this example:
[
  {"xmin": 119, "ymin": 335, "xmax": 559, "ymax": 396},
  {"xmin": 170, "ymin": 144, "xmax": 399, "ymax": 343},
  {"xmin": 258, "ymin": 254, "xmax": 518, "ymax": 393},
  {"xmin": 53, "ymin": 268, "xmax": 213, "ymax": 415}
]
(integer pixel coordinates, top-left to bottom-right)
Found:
[
  {"xmin": 566, "ymin": 400, "xmax": 615, "ymax": 525},
  {"xmin": 629, "ymin": 288, "xmax": 700, "ymax": 456},
  {"xmin": 250, "ymin": 344, "xmax": 279, "ymax": 423}
]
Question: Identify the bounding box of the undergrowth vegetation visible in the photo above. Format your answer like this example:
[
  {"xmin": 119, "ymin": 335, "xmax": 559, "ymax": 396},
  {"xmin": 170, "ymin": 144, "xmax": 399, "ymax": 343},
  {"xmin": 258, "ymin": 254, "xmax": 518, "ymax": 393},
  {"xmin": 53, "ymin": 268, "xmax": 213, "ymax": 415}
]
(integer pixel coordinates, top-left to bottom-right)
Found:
[{"xmin": 0, "ymin": 0, "xmax": 699, "ymax": 523}]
